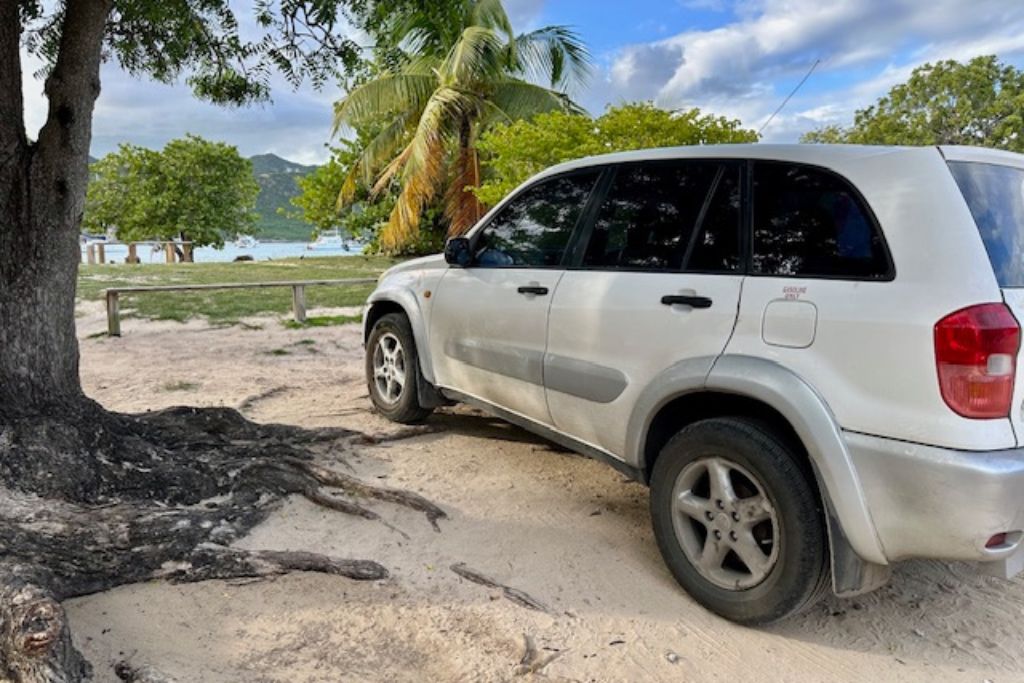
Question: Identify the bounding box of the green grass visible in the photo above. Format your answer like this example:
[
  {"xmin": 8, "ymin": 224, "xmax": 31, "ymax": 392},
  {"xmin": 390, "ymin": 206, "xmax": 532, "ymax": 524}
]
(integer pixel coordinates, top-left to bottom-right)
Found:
[
  {"xmin": 283, "ymin": 314, "xmax": 363, "ymax": 329},
  {"xmin": 78, "ymin": 255, "xmax": 396, "ymax": 324}
]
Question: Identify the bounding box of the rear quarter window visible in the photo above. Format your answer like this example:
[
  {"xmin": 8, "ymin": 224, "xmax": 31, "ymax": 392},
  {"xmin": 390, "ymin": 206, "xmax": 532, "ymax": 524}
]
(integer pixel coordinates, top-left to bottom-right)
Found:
[
  {"xmin": 948, "ymin": 161, "xmax": 1024, "ymax": 288},
  {"xmin": 752, "ymin": 162, "xmax": 893, "ymax": 280}
]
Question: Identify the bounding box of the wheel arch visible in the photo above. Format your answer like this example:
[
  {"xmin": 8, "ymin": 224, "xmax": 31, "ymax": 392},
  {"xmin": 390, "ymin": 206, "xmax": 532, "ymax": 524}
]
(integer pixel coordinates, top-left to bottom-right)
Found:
[
  {"xmin": 364, "ymin": 290, "xmax": 436, "ymax": 383},
  {"xmin": 630, "ymin": 355, "xmax": 888, "ymax": 573}
]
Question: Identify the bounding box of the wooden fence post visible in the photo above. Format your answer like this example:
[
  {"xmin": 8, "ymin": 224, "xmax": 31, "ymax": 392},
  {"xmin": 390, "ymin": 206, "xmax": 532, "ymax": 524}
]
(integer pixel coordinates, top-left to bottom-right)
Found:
[
  {"xmin": 291, "ymin": 285, "xmax": 307, "ymax": 324},
  {"xmin": 96, "ymin": 243, "xmax": 106, "ymax": 264},
  {"xmin": 165, "ymin": 243, "xmax": 175, "ymax": 264},
  {"xmin": 183, "ymin": 242, "xmax": 193, "ymax": 263},
  {"xmin": 86, "ymin": 244, "xmax": 96, "ymax": 265},
  {"xmin": 127, "ymin": 243, "xmax": 139, "ymax": 264},
  {"xmin": 106, "ymin": 291, "xmax": 121, "ymax": 337}
]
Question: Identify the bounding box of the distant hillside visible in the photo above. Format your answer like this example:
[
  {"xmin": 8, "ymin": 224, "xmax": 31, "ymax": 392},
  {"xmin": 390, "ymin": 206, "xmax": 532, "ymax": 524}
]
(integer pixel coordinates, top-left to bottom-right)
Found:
[{"xmin": 249, "ymin": 153, "xmax": 319, "ymax": 241}]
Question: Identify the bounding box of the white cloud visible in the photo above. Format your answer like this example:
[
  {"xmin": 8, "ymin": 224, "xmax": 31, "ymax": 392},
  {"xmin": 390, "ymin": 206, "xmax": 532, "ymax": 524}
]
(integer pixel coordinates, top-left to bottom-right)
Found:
[{"xmin": 604, "ymin": 0, "xmax": 1024, "ymax": 139}]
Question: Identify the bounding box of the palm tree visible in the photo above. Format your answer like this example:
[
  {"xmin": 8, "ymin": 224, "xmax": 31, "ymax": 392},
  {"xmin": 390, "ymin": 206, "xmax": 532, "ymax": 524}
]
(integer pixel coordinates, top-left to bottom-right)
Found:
[{"xmin": 333, "ymin": 0, "xmax": 590, "ymax": 252}]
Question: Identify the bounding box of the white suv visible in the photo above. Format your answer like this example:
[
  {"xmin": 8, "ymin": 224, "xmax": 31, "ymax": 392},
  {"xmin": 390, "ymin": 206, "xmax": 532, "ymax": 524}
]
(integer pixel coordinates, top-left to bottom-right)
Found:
[{"xmin": 363, "ymin": 144, "xmax": 1024, "ymax": 624}]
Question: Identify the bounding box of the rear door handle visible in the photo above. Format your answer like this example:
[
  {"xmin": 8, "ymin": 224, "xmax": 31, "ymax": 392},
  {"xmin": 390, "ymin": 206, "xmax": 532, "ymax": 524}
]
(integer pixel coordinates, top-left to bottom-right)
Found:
[
  {"xmin": 661, "ymin": 294, "xmax": 713, "ymax": 309},
  {"xmin": 517, "ymin": 286, "xmax": 549, "ymax": 296}
]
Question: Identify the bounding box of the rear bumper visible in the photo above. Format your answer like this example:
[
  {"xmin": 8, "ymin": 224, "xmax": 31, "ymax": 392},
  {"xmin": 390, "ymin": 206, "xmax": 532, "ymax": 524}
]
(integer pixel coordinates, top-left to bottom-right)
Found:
[{"xmin": 846, "ymin": 431, "xmax": 1024, "ymax": 573}]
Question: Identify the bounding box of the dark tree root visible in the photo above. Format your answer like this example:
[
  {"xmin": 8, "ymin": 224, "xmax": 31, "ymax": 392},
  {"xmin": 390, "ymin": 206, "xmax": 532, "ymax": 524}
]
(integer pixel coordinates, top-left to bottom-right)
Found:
[
  {"xmin": 0, "ymin": 404, "xmax": 446, "ymax": 682},
  {"xmin": 113, "ymin": 662, "xmax": 178, "ymax": 683},
  {"xmin": 450, "ymin": 563, "xmax": 550, "ymax": 613}
]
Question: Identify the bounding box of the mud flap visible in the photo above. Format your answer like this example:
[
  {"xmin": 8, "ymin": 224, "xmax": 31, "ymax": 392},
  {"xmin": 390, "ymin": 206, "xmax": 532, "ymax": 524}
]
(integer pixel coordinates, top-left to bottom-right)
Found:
[{"xmin": 826, "ymin": 506, "xmax": 892, "ymax": 597}]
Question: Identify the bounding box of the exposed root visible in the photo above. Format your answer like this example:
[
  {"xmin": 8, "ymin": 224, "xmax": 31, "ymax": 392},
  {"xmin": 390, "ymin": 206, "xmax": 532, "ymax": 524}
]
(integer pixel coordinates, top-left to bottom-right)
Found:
[
  {"xmin": 114, "ymin": 662, "xmax": 178, "ymax": 683},
  {"xmin": 513, "ymin": 634, "xmax": 564, "ymax": 676},
  {"xmin": 237, "ymin": 385, "xmax": 291, "ymax": 413},
  {"xmin": 353, "ymin": 424, "xmax": 442, "ymax": 445},
  {"xmin": 450, "ymin": 563, "xmax": 550, "ymax": 613},
  {"xmin": 0, "ymin": 405, "xmax": 446, "ymax": 682},
  {"xmin": 299, "ymin": 459, "xmax": 448, "ymax": 531}
]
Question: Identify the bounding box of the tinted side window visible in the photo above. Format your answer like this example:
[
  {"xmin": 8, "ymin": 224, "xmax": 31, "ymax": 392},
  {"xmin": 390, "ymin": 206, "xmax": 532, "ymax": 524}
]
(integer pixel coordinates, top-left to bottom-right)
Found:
[
  {"xmin": 476, "ymin": 172, "xmax": 599, "ymax": 268},
  {"xmin": 752, "ymin": 162, "xmax": 891, "ymax": 279},
  {"xmin": 948, "ymin": 161, "xmax": 1024, "ymax": 287},
  {"xmin": 582, "ymin": 162, "xmax": 719, "ymax": 271},
  {"xmin": 686, "ymin": 165, "xmax": 743, "ymax": 273}
]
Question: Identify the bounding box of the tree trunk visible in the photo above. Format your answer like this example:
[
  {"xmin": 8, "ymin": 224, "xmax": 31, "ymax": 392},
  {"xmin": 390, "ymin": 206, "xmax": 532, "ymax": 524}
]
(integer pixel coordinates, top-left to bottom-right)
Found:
[{"xmin": 0, "ymin": 0, "xmax": 111, "ymax": 413}]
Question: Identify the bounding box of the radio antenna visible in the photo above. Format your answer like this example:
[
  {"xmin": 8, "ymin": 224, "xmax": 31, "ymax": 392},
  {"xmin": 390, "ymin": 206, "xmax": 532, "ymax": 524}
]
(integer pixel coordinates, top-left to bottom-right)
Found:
[{"xmin": 758, "ymin": 58, "xmax": 822, "ymax": 136}]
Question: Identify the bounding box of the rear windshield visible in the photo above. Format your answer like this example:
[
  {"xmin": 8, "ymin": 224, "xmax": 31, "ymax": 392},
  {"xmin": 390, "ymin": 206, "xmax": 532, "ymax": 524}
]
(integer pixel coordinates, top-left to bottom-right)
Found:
[{"xmin": 948, "ymin": 160, "xmax": 1024, "ymax": 287}]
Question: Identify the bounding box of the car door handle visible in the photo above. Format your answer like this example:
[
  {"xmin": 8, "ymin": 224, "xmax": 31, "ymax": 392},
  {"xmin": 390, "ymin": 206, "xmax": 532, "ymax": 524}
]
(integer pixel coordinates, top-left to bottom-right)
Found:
[
  {"xmin": 661, "ymin": 294, "xmax": 713, "ymax": 309},
  {"xmin": 517, "ymin": 286, "xmax": 549, "ymax": 296}
]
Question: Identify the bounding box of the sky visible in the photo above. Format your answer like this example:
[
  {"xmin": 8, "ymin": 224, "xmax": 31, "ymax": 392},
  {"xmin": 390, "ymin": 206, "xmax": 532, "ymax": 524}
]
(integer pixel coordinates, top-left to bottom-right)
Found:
[{"xmin": 18, "ymin": 0, "xmax": 1024, "ymax": 164}]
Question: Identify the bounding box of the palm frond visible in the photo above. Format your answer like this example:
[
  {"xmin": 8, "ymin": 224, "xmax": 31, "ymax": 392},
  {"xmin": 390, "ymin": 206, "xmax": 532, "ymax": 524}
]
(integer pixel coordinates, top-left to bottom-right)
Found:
[
  {"xmin": 442, "ymin": 25, "xmax": 506, "ymax": 86},
  {"xmin": 470, "ymin": 0, "xmax": 513, "ymax": 41},
  {"xmin": 489, "ymin": 79, "xmax": 579, "ymax": 121},
  {"xmin": 376, "ymin": 87, "xmax": 472, "ymax": 250},
  {"xmin": 333, "ymin": 71, "xmax": 435, "ymax": 132},
  {"xmin": 336, "ymin": 114, "xmax": 414, "ymax": 208},
  {"xmin": 511, "ymin": 25, "xmax": 592, "ymax": 91}
]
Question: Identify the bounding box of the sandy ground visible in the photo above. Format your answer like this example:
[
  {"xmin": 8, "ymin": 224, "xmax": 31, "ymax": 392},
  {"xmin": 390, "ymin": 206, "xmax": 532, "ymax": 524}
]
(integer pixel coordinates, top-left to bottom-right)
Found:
[{"xmin": 69, "ymin": 302, "xmax": 1024, "ymax": 682}]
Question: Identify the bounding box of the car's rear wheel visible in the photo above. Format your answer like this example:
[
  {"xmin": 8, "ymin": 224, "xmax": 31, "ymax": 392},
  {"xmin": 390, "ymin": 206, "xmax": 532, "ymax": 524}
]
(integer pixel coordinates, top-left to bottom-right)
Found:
[
  {"xmin": 365, "ymin": 313, "xmax": 433, "ymax": 424},
  {"xmin": 650, "ymin": 417, "xmax": 829, "ymax": 625}
]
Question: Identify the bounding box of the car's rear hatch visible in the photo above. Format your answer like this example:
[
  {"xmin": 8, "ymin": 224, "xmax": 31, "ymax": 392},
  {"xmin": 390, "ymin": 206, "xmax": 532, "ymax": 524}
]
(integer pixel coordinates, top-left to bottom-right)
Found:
[{"xmin": 946, "ymin": 146, "xmax": 1024, "ymax": 445}]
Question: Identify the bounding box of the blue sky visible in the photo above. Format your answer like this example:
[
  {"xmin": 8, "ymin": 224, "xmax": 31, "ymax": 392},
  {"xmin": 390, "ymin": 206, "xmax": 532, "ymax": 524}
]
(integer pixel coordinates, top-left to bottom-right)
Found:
[{"xmin": 19, "ymin": 0, "xmax": 1024, "ymax": 163}]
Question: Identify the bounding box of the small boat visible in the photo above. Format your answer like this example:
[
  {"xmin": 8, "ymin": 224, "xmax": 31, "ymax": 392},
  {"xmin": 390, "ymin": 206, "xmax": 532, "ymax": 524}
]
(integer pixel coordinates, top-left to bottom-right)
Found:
[
  {"xmin": 306, "ymin": 229, "xmax": 346, "ymax": 250},
  {"xmin": 80, "ymin": 233, "xmax": 108, "ymax": 246},
  {"xmin": 235, "ymin": 235, "xmax": 259, "ymax": 248}
]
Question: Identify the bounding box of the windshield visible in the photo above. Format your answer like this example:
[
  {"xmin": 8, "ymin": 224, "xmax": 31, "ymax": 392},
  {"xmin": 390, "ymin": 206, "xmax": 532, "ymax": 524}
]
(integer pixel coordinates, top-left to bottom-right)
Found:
[{"xmin": 949, "ymin": 160, "xmax": 1024, "ymax": 287}]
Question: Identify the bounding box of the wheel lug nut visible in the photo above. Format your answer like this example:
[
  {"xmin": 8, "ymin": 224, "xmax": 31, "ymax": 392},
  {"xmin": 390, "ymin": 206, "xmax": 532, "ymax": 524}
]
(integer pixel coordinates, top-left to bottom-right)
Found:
[
  {"xmin": 729, "ymin": 531, "xmax": 737, "ymax": 541},
  {"xmin": 705, "ymin": 511, "xmax": 714, "ymax": 521},
  {"xmin": 716, "ymin": 500, "xmax": 724, "ymax": 510},
  {"xmin": 713, "ymin": 530, "xmax": 722, "ymax": 540},
  {"xmin": 731, "ymin": 512, "xmax": 740, "ymax": 522}
]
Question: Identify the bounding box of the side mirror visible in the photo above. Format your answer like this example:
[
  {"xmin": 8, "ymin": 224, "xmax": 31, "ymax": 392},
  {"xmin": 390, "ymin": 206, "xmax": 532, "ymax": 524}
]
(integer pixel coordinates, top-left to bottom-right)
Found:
[{"xmin": 444, "ymin": 237, "xmax": 473, "ymax": 267}]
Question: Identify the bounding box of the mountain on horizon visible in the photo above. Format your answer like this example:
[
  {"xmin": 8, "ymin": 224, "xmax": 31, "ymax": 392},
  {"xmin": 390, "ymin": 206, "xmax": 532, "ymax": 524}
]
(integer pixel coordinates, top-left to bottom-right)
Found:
[{"xmin": 250, "ymin": 153, "xmax": 319, "ymax": 241}]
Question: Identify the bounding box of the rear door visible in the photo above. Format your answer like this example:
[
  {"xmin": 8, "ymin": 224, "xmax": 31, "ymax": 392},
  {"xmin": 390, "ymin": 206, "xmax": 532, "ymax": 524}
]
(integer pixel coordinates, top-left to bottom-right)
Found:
[
  {"xmin": 430, "ymin": 170, "xmax": 601, "ymax": 425},
  {"xmin": 544, "ymin": 159, "xmax": 746, "ymax": 457},
  {"xmin": 948, "ymin": 156, "xmax": 1024, "ymax": 445}
]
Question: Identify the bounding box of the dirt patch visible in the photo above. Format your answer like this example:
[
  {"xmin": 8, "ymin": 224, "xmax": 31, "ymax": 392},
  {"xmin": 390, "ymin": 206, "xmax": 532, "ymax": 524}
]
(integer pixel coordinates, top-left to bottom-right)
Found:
[{"xmin": 72, "ymin": 315, "xmax": 1024, "ymax": 682}]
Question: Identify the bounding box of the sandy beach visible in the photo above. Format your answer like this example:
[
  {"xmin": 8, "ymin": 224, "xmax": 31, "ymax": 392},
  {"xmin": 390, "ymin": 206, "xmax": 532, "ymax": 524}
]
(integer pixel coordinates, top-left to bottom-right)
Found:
[{"xmin": 69, "ymin": 303, "xmax": 1024, "ymax": 682}]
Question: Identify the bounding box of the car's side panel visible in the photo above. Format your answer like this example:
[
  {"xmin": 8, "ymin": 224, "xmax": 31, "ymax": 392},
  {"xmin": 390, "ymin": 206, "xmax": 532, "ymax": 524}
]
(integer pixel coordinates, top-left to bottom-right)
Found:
[
  {"xmin": 728, "ymin": 151, "xmax": 1013, "ymax": 451},
  {"xmin": 429, "ymin": 267, "xmax": 565, "ymax": 425},
  {"xmin": 545, "ymin": 271, "xmax": 744, "ymax": 456}
]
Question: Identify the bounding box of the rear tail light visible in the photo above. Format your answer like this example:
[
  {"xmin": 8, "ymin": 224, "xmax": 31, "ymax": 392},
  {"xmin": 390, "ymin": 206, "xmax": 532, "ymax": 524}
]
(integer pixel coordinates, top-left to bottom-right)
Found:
[{"xmin": 935, "ymin": 303, "xmax": 1020, "ymax": 419}]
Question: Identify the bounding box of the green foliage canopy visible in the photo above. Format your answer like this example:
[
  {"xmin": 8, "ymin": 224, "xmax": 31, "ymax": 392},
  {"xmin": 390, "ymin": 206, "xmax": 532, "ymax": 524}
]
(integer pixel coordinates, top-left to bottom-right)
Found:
[
  {"xmin": 474, "ymin": 102, "xmax": 760, "ymax": 206},
  {"xmin": 332, "ymin": 0, "xmax": 592, "ymax": 252},
  {"xmin": 802, "ymin": 56, "xmax": 1024, "ymax": 151},
  {"xmin": 85, "ymin": 135, "xmax": 259, "ymax": 247},
  {"xmin": 289, "ymin": 139, "xmax": 396, "ymax": 240},
  {"xmin": 19, "ymin": 0, "xmax": 367, "ymax": 106}
]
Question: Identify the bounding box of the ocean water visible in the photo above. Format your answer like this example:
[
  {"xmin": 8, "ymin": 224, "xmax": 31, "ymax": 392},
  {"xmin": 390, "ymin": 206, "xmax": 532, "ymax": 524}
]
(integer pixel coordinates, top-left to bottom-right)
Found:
[{"xmin": 81, "ymin": 241, "xmax": 364, "ymax": 264}]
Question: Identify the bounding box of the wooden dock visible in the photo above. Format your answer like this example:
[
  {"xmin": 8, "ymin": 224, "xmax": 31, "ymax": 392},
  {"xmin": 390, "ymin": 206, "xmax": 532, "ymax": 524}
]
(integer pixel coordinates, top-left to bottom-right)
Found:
[{"xmin": 84, "ymin": 240, "xmax": 194, "ymax": 265}]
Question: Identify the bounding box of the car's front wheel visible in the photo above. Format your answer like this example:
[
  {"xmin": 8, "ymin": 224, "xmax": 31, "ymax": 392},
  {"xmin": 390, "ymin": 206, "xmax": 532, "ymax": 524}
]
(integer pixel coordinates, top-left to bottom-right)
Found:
[
  {"xmin": 650, "ymin": 417, "xmax": 829, "ymax": 625},
  {"xmin": 365, "ymin": 312, "xmax": 433, "ymax": 424}
]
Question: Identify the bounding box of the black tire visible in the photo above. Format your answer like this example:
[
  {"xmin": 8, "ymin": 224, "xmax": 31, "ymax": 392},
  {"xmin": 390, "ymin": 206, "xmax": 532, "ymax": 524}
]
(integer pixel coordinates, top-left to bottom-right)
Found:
[
  {"xmin": 365, "ymin": 313, "xmax": 433, "ymax": 424},
  {"xmin": 649, "ymin": 417, "xmax": 829, "ymax": 625}
]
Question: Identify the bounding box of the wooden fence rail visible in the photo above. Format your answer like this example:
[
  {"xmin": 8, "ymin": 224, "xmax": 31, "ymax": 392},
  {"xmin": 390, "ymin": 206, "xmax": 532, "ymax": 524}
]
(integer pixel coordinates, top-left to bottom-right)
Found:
[{"xmin": 103, "ymin": 278, "xmax": 377, "ymax": 336}]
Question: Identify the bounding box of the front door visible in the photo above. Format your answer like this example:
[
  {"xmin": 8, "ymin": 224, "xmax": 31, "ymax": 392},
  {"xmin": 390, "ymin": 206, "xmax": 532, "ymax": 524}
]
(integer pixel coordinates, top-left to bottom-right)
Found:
[
  {"xmin": 545, "ymin": 160, "xmax": 746, "ymax": 457},
  {"xmin": 430, "ymin": 170, "xmax": 601, "ymax": 425}
]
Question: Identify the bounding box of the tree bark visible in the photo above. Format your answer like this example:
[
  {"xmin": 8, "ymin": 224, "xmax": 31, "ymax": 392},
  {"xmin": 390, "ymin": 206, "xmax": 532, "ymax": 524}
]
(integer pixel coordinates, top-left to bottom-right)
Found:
[{"xmin": 0, "ymin": 0, "xmax": 112, "ymax": 412}]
